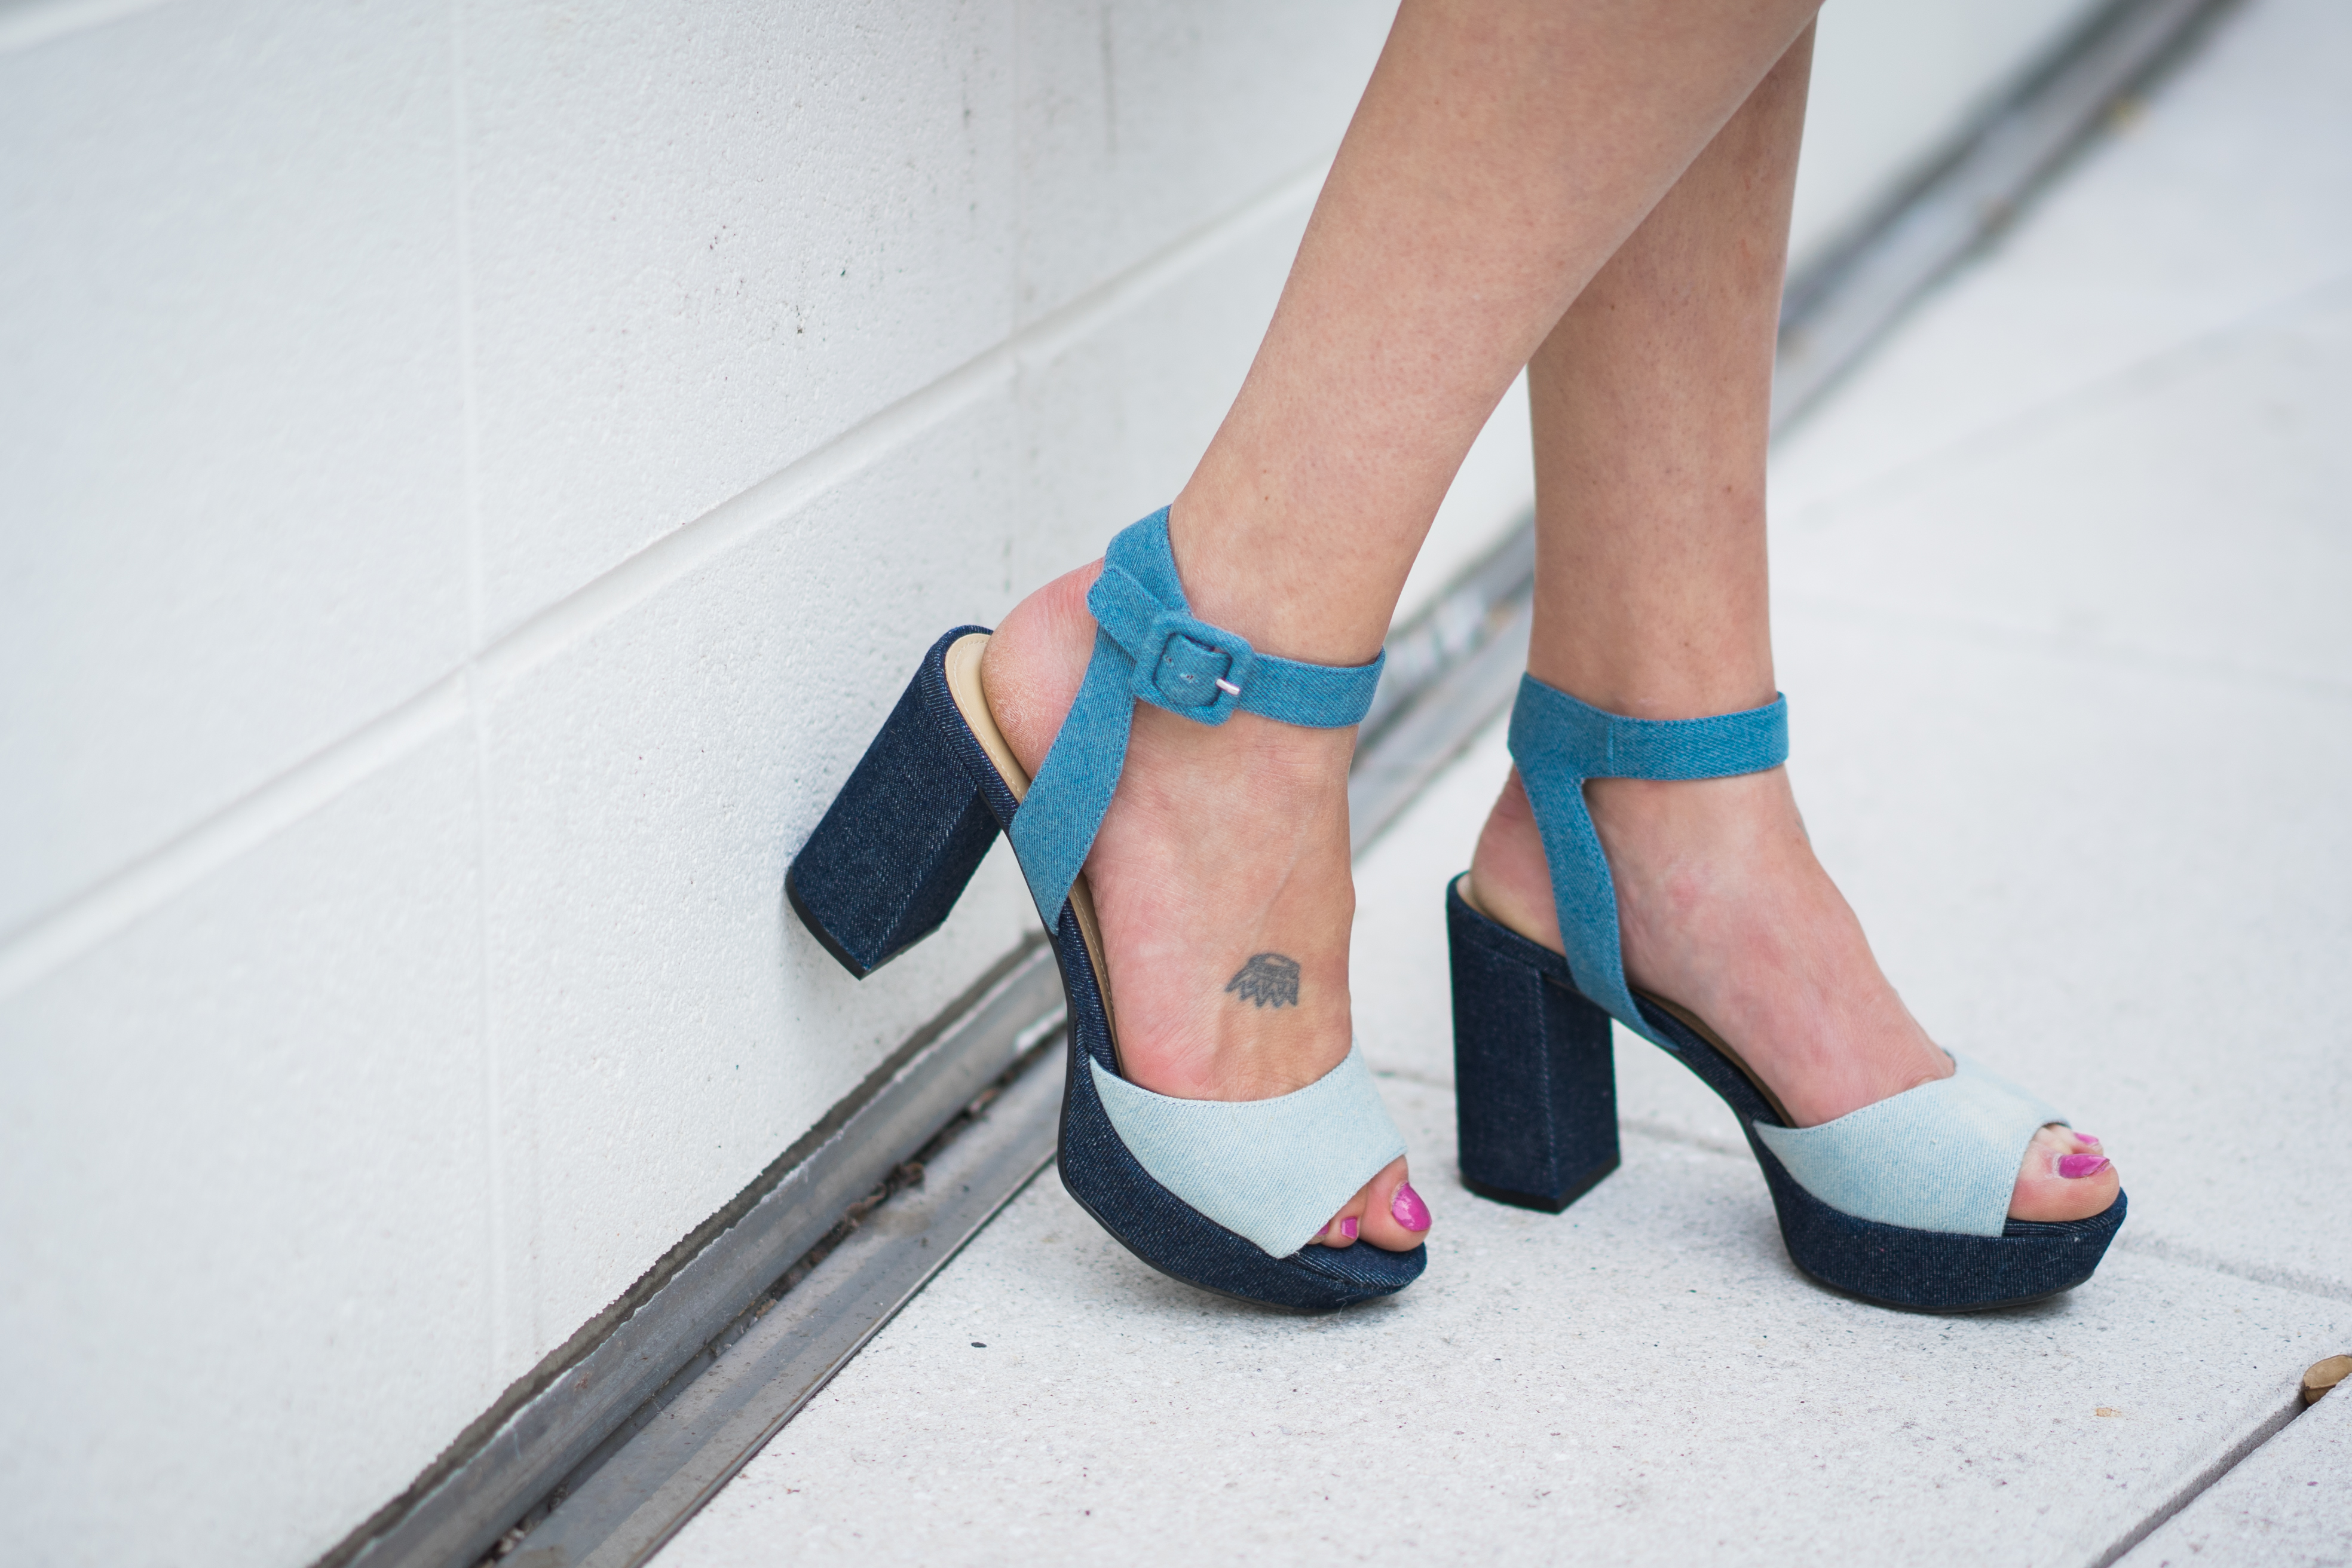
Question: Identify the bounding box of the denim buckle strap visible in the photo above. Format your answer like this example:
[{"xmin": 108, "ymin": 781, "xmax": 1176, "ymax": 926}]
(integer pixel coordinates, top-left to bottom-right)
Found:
[
  {"xmin": 1007, "ymin": 508, "xmax": 1385, "ymax": 923},
  {"xmin": 1143, "ymin": 612, "xmax": 1254, "ymax": 713},
  {"xmin": 1509, "ymin": 675, "xmax": 1788, "ymax": 1037},
  {"xmin": 1086, "ymin": 565, "xmax": 1259, "ymax": 721}
]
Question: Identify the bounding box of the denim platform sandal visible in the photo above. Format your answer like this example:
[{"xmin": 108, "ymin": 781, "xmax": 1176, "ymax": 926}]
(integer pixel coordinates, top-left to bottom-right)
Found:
[
  {"xmin": 788, "ymin": 509, "xmax": 1425, "ymax": 1311},
  {"xmin": 1447, "ymin": 676, "xmax": 2125, "ymax": 1312}
]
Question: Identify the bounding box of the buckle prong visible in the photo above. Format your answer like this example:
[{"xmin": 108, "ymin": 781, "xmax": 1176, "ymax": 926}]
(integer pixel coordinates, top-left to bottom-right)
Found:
[{"xmin": 1214, "ymin": 677, "xmax": 1242, "ymax": 696}]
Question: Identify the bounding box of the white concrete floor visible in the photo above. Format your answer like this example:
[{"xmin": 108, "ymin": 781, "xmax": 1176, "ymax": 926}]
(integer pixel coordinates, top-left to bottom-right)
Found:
[{"xmin": 658, "ymin": 2, "xmax": 2352, "ymax": 1561}]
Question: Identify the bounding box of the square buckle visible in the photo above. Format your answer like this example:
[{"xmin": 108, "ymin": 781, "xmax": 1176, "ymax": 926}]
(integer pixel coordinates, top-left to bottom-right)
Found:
[{"xmin": 1132, "ymin": 611, "xmax": 1255, "ymax": 724}]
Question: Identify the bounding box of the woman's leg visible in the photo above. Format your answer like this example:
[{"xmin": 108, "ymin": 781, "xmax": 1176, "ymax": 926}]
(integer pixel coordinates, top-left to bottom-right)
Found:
[
  {"xmin": 1465, "ymin": 25, "xmax": 2119, "ymax": 1222},
  {"xmin": 984, "ymin": 0, "xmax": 1823, "ymax": 1251}
]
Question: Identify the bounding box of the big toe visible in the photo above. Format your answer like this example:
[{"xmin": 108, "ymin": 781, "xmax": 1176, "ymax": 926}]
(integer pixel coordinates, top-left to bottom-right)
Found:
[
  {"xmin": 2008, "ymin": 1124, "xmax": 2120, "ymax": 1222},
  {"xmin": 1315, "ymin": 1157, "xmax": 1431, "ymax": 1251}
]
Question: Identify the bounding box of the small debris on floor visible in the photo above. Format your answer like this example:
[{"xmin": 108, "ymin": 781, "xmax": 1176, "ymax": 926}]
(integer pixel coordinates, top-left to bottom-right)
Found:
[{"xmin": 2299, "ymin": 1354, "xmax": 2350, "ymax": 1406}]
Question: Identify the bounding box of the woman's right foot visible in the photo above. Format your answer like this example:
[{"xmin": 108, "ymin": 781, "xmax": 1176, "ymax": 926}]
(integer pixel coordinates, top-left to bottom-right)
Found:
[
  {"xmin": 981, "ymin": 564, "xmax": 1428, "ymax": 1252},
  {"xmin": 1466, "ymin": 767, "xmax": 2120, "ymax": 1224}
]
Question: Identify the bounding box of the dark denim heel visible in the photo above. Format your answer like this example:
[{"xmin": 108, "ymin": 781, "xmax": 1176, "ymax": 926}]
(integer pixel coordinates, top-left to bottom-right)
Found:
[
  {"xmin": 786, "ymin": 626, "xmax": 1002, "ymax": 978},
  {"xmin": 1447, "ymin": 877, "xmax": 1618, "ymax": 1212}
]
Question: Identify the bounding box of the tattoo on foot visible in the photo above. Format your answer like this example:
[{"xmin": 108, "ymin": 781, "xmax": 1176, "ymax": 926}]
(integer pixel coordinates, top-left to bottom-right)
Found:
[{"xmin": 1225, "ymin": 953, "xmax": 1301, "ymax": 1009}]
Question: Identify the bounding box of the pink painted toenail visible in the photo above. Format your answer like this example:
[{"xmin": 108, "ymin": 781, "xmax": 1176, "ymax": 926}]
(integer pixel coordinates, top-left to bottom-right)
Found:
[
  {"xmin": 1392, "ymin": 1182, "xmax": 1431, "ymax": 1233},
  {"xmin": 1339, "ymin": 1215, "xmax": 1359, "ymax": 1241},
  {"xmin": 2072, "ymin": 1132, "xmax": 2101, "ymax": 1147},
  {"xmin": 2058, "ymin": 1154, "xmax": 2110, "ymax": 1179}
]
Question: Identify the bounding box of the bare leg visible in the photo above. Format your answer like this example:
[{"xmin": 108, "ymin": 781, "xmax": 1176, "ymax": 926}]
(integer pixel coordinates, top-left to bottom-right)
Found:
[
  {"xmin": 1465, "ymin": 26, "xmax": 2119, "ymax": 1222},
  {"xmin": 983, "ymin": 0, "xmax": 1822, "ymax": 1250}
]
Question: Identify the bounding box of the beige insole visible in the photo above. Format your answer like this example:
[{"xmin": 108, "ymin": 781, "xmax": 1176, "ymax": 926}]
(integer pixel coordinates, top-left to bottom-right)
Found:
[{"xmin": 942, "ymin": 633, "xmax": 1121, "ymax": 1057}]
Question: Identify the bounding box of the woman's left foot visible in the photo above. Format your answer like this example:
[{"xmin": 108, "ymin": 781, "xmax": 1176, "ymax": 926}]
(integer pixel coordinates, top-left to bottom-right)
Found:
[
  {"xmin": 1465, "ymin": 765, "xmax": 2120, "ymax": 1223},
  {"xmin": 981, "ymin": 563, "xmax": 1427, "ymax": 1252}
]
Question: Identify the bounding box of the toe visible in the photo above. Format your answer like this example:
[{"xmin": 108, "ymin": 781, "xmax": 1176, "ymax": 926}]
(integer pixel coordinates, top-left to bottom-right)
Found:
[
  {"xmin": 1310, "ymin": 1208, "xmax": 1362, "ymax": 1248},
  {"xmin": 1313, "ymin": 1158, "xmax": 1430, "ymax": 1250},
  {"xmin": 1354, "ymin": 1157, "xmax": 1431, "ymax": 1251},
  {"xmin": 2007, "ymin": 1123, "xmax": 2120, "ymax": 1222}
]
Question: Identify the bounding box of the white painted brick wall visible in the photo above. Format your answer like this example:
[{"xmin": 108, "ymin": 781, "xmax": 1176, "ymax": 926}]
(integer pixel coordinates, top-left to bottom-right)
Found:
[{"xmin": 0, "ymin": 4, "xmax": 2090, "ymax": 1563}]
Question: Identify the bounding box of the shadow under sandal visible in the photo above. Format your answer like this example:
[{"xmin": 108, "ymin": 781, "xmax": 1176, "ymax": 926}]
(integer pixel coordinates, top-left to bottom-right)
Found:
[
  {"xmin": 788, "ymin": 507, "xmax": 1425, "ymax": 1311},
  {"xmin": 1447, "ymin": 676, "xmax": 2125, "ymax": 1313}
]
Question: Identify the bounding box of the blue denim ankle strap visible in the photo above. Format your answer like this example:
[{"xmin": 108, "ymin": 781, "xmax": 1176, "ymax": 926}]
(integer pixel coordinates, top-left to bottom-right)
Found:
[
  {"xmin": 1007, "ymin": 507, "xmax": 1385, "ymax": 924},
  {"xmin": 1508, "ymin": 675, "xmax": 1788, "ymax": 1036}
]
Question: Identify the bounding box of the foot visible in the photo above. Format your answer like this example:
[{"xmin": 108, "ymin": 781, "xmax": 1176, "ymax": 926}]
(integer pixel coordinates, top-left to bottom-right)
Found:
[
  {"xmin": 1465, "ymin": 767, "xmax": 2120, "ymax": 1223},
  {"xmin": 981, "ymin": 564, "xmax": 1429, "ymax": 1251}
]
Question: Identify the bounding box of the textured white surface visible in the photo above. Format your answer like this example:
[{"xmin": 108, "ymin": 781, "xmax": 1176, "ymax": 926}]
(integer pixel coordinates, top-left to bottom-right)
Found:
[
  {"xmin": 659, "ymin": 1088, "xmax": 2339, "ymax": 1568},
  {"xmin": 0, "ymin": 730, "xmax": 491, "ymax": 1568},
  {"xmin": 1771, "ymin": 0, "xmax": 2352, "ymax": 519},
  {"xmin": 2117, "ymin": 1386, "xmax": 2352, "ymax": 1568},
  {"xmin": 0, "ymin": 0, "xmax": 471, "ymax": 934},
  {"xmin": 1009, "ymin": 3, "xmax": 1395, "ymax": 327},
  {"xmin": 474, "ymin": 388, "xmax": 1048, "ymax": 1371},
  {"xmin": 460, "ymin": 0, "xmax": 1019, "ymax": 638}
]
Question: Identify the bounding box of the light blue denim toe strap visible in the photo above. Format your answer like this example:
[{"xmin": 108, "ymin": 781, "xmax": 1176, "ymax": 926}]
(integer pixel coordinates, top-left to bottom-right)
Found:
[
  {"xmin": 1007, "ymin": 507, "xmax": 1385, "ymax": 923},
  {"xmin": 1090, "ymin": 1044, "xmax": 1407, "ymax": 1257},
  {"xmin": 1508, "ymin": 675, "xmax": 1787, "ymax": 1040},
  {"xmin": 1753, "ymin": 1054, "xmax": 2065, "ymax": 1236}
]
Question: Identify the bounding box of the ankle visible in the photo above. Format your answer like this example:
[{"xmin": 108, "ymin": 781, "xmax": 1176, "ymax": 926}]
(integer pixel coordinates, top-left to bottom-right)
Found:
[
  {"xmin": 1587, "ymin": 770, "xmax": 1800, "ymax": 866},
  {"xmin": 985, "ymin": 554, "xmax": 1364, "ymax": 806},
  {"xmin": 1165, "ymin": 489, "xmax": 1396, "ymax": 667},
  {"xmin": 1526, "ymin": 640, "xmax": 1776, "ymax": 726},
  {"xmin": 1467, "ymin": 771, "xmax": 1562, "ymax": 948},
  {"xmin": 981, "ymin": 563, "xmax": 1101, "ymax": 777},
  {"xmin": 1119, "ymin": 704, "xmax": 1355, "ymax": 828}
]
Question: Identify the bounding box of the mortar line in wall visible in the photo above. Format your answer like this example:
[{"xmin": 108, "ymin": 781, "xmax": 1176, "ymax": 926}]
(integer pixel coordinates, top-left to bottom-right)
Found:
[
  {"xmin": 446, "ymin": 0, "xmax": 509, "ymax": 1381},
  {"xmin": 467, "ymin": 151, "xmax": 1333, "ymax": 693},
  {"xmin": 0, "ymin": 675, "xmax": 468, "ymax": 996},
  {"xmin": 466, "ymin": 673, "xmax": 514, "ymax": 1384},
  {"xmin": 0, "ymin": 155, "xmax": 1332, "ymax": 1001},
  {"xmin": 1011, "ymin": 0, "xmax": 1026, "ymax": 337},
  {"xmin": 1097, "ymin": 5, "xmax": 1118, "ymax": 159},
  {"xmin": 450, "ymin": 0, "xmax": 488, "ymax": 660}
]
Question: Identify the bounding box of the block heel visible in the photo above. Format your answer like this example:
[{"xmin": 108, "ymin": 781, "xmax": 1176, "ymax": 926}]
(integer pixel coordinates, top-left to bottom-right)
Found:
[
  {"xmin": 1447, "ymin": 877, "xmax": 1618, "ymax": 1212},
  {"xmin": 786, "ymin": 627, "xmax": 1003, "ymax": 978}
]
